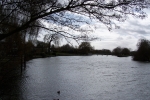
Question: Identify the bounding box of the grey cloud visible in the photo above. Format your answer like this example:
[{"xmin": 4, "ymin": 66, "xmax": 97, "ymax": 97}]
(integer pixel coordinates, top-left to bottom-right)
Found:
[
  {"xmin": 126, "ymin": 36, "xmax": 133, "ymax": 39},
  {"xmin": 130, "ymin": 29, "xmax": 148, "ymax": 34},
  {"xmin": 116, "ymin": 37, "xmax": 124, "ymax": 41},
  {"xmin": 91, "ymin": 10, "xmax": 150, "ymax": 50},
  {"xmin": 114, "ymin": 27, "xmax": 149, "ymax": 37}
]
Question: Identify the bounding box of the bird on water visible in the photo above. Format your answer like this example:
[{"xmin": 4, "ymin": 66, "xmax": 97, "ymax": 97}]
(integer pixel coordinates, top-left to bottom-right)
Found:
[{"xmin": 57, "ymin": 91, "xmax": 60, "ymax": 95}]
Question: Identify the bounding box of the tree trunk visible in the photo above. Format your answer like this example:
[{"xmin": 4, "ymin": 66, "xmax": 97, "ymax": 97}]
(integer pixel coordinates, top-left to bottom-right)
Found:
[{"xmin": 48, "ymin": 40, "xmax": 52, "ymax": 55}]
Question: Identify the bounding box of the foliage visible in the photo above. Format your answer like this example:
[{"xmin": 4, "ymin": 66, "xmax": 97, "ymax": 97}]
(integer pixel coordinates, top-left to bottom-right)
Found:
[
  {"xmin": 60, "ymin": 44, "xmax": 74, "ymax": 52},
  {"xmin": 121, "ymin": 48, "xmax": 130, "ymax": 56},
  {"xmin": 0, "ymin": 0, "xmax": 149, "ymax": 41},
  {"xmin": 92, "ymin": 49, "xmax": 111, "ymax": 55},
  {"xmin": 60, "ymin": 44, "xmax": 80, "ymax": 54},
  {"xmin": 44, "ymin": 33, "xmax": 61, "ymax": 46},
  {"xmin": 112, "ymin": 47, "xmax": 130, "ymax": 57},
  {"xmin": 79, "ymin": 42, "xmax": 93, "ymax": 55},
  {"xmin": 112, "ymin": 47, "xmax": 122, "ymax": 56},
  {"xmin": 133, "ymin": 39, "xmax": 150, "ymax": 61},
  {"xmin": 3, "ymin": 33, "xmax": 24, "ymax": 56},
  {"xmin": 44, "ymin": 33, "xmax": 62, "ymax": 54}
]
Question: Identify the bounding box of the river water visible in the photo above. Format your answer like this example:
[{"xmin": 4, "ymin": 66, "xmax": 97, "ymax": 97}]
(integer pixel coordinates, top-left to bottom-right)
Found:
[{"xmin": 1, "ymin": 55, "xmax": 150, "ymax": 100}]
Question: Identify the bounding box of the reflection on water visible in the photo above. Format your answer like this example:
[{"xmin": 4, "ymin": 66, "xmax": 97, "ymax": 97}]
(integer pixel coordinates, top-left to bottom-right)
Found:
[{"xmin": 1, "ymin": 55, "xmax": 150, "ymax": 100}]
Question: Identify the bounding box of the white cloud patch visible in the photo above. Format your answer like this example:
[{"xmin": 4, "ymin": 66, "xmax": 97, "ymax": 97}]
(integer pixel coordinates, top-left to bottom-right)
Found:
[
  {"xmin": 90, "ymin": 9, "xmax": 150, "ymax": 51},
  {"xmin": 38, "ymin": 8, "xmax": 150, "ymax": 51}
]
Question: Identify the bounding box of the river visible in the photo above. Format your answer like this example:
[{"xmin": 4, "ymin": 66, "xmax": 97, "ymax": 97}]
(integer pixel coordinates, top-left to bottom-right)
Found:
[{"xmin": 1, "ymin": 55, "xmax": 150, "ymax": 100}]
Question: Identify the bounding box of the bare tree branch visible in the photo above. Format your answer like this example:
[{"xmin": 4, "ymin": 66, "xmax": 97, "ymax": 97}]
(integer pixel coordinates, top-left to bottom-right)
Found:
[{"xmin": 0, "ymin": 0, "xmax": 149, "ymax": 41}]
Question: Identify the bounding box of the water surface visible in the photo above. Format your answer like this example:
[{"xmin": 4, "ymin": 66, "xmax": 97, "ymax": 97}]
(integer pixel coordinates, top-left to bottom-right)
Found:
[{"xmin": 2, "ymin": 55, "xmax": 150, "ymax": 100}]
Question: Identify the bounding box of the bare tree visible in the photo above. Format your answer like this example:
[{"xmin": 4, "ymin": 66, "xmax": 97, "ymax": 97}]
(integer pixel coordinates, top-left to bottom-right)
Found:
[
  {"xmin": 0, "ymin": 0, "xmax": 149, "ymax": 41},
  {"xmin": 44, "ymin": 33, "xmax": 61, "ymax": 54}
]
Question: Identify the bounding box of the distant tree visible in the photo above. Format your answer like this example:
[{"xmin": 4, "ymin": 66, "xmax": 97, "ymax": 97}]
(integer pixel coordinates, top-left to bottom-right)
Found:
[
  {"xmin": 44, "ymin": 33, "xmax": 61, "ymax": 54},
  {"xmin": 25, "ymin": 41, "xmax": 35, "ymax": 60},
  {"xmin": 36, "ymin": 41, "xmax": 47, "ymax": 53},
  {"xmin": 79, "ymin": 42, "xmax": 93, "ymax": 55},
  {"xmin": 112, "ymin": 47, "xmax": 130, "ymax": 56},
  {"xmin": 36, "ymin": 41, "xmax": 47, "ymax": 48},
  {"xmin": 112, "ymin": 47, "xmax": 122, "ymax": 56},
  {"xmin": 133, "ymin": 39, "xmax": 150, "ymax": 61},
  {"xmin": 58, "ymin": 44, "xmax": 80, "ymax": 54},
  {"xmin": 101, "ymin": 49, "xmax": 112, "ymax": 55},
  {"xmin": 121, "ymin": 48, "xmax": 130, "ymax": 56},
  {"xmin": 60, "ymin": 44, "xmax": 74, "ymax": 53}
]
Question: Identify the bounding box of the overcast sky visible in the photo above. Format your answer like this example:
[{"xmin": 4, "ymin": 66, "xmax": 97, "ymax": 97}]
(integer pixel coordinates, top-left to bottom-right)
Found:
[
  {"xmin": 38, "ymin": 9, "xmax": 150, "ymax": 51},
  {"xmin": 90, "ymin": 9, "xmax": 150, "ymax": 51}
]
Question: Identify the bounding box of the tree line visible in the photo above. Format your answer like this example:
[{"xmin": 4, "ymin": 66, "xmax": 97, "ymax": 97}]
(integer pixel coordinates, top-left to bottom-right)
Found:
[
  {"xmin": 33, "ymin": 41, "xmax": 131, "ymax": 56},
  {"xmin": 1, "ymin": 34, "xmax": 150, "ymax": 63}
]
